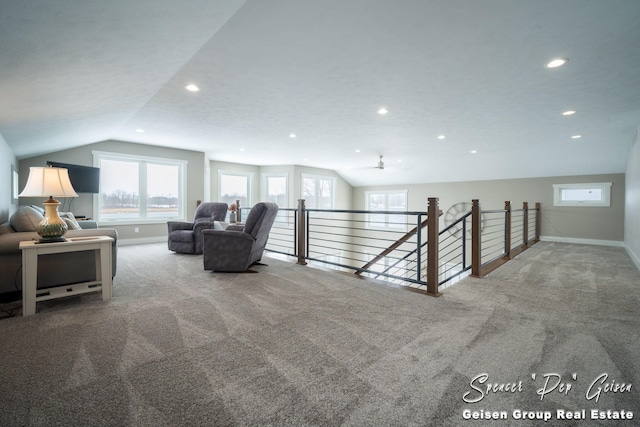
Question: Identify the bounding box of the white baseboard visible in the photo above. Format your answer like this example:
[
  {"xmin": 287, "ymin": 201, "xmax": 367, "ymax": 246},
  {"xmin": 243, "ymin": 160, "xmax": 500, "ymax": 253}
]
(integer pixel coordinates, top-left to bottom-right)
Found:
[
  {"xmin": 118, "ymin": 236, "xmax": 166, "ymax": 246},
  {"xmin": 539, "ymin": 236, "xmax": 625, "ymax": 248},
  {"xmin": 625, "ymin": 245, "xmax": 640, "ymax": 270}
]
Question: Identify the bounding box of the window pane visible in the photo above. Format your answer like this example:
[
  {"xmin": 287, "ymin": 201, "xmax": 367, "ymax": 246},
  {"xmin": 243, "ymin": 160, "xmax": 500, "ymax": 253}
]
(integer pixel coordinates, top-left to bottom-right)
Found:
[
  {"xmin": 100, "ymin": 159, "xmax": 139, "ymax": 219},
  {"xmin": 147, "ymin": 164, "xmax": 179, "ymax": 218},
  {"xmin": 303, "ymin": 178, "xmax": 316, "ymax": 208},
  {"xmin": 561, "ymin": 188, "xmax": 602, "ymax": 201},
  {"xmin": 368, "ymin": 194, "xmax": 385, "ymax": 210},
  {"xmin": 267, "ymin": 176, "xmax": 287, "ymax": 206},
  {"xmin": 366, "ymin": 191, "xmax": 407, "ymax": 229},
  {"xmin": 388, "ymin": 193, "xmax": 406, "ymax": 210},
  {"xmin": 318, "ymin": 179, "xmax": 332, "ymax": 209},
  {"xmin": 388, "ymin": 193, "xmax": 406, "ymax": 227},
  {"xmin": 220, "ymin": 174, "xmax": 248, "ymax": 207}
]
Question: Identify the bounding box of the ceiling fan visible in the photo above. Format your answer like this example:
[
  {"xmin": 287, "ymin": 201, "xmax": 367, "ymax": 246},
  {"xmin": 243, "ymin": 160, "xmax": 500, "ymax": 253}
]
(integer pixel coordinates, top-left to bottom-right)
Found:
[{"xmin": 352, "ymin": 154, "xmax": 408, "ymax": 172}]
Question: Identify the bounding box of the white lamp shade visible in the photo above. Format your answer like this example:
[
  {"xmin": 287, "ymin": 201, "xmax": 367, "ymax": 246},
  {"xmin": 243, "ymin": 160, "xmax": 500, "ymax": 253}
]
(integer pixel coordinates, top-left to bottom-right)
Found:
[{"xmin": 18, "ymin": 167, "xmax": 79, "ymax": 198}]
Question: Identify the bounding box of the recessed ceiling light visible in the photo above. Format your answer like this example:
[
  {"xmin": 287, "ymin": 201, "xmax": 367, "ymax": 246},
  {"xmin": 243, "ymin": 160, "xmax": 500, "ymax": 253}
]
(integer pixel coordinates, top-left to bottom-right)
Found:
[
  {"xmin": 571, "ymin": 135, "xmax": 582, "ymax": 139},
  {"xmin": 437, "ymin": 135, "xmax": 446, "ymax": 140},
  {"xmin": 397, "ymin": 159, "xmax": 402, "ymax": 163},
  {"xmin": 378, "ymin": 107, "xmax": 388, "ymax": 115},
  {"xmin": 562, "ymin": 110, "xmax": 576, "ymax": 116},
  {"xmin": 185, "ymin": 84, "xmax": 200, "ymax": 92},
  {"xmin": 470, "ymin": 150, "xmax": 478, "ymax": 154},
  {"xmin": 355, "ymin": 149, "xmax": 361, "ymax": 153},
  {"xmin": 135, "ymin": 129, "xmax": 145, "ymax": 133},
  {"xmin": 546, "ymin": 58, "xmax": 568, "ymax": 68},
  {"xmin": 240, "ymin": 148, "xmax": 245, "ymax": 151},
  {"xmin": 289, "ymin": 133, "xmax": 296, "ymax": 138}
]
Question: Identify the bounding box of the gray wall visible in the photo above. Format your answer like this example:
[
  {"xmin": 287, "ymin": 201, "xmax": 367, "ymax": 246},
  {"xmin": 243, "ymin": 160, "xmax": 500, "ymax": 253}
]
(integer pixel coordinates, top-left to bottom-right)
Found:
[
  {"xmin": 13, "ymin": 136, "xmax": 629, "ymax": 247},
  {"xmin": 19, "ymin": 140, "xmax": 207, "ymax": 242},
  {"xmin": 625, "ymin": 125, "xmax": 640, "ymax": 267},
  {"xmin": 353, "ymin": 173, "xmax": 626, "ymax": 243},
  {"xmin": 0, "ymin": 134, "xmax": 18, "ymax": 223}
]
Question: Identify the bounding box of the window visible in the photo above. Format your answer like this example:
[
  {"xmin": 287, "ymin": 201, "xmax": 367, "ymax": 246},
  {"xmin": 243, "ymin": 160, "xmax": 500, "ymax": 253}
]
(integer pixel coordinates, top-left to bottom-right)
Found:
[
  {"xmin": 553, "ymin": 182, "xmax": 612, "ymax": 207},
  {"xmin": 263, "ymin": 173, "xmax": 288, "ymax": 207},
  {"xmin": 302, "ymin": 174, "xmax": 335, "ymax": 209},
  {"xmin": 93, "ymin": 151, "xmax": 186, "ymax": 223},
  {"xmin": 366, "ymin": 190, "xmax": 407, "ymax": 229},
  {"xmin": 219, "ymin": 171, "xmax": 252, "ymax": 213}
]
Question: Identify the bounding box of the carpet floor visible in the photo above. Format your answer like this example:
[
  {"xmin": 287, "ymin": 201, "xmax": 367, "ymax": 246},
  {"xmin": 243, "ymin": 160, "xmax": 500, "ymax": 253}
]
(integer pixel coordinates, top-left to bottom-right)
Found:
[{"xmin": 0, "ymin": 241, "xmax": 638, "ymax": 426}]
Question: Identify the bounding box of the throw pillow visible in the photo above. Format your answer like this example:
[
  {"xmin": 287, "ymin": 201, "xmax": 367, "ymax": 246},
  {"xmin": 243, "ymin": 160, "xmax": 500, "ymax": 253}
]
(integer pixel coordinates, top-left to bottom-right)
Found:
[
  {"xmin": 59, "ymin": 212, "xmax": 82, "ymax": 230},
  {"xmin": 30, "ymin": 205, "xmax": 45, "ymax": 215},
  {"xmin": 62, "ymin": 218, "xmax": 81, "ymax": 230},
  {"xmin": 10, "ymin": 206, "xmax": 44, "ymax": 232}
]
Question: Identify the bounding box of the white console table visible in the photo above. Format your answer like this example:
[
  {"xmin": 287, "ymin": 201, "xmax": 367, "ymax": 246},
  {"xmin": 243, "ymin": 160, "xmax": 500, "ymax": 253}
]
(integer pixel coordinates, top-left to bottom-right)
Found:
[{"xmin": 19, "ymin": 236, "xmax": 114, "ymax": 316}]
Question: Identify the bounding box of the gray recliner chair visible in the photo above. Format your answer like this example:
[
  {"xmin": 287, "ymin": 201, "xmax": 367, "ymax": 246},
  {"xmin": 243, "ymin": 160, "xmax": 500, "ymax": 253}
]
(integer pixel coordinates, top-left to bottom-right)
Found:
[
  {"xmin": 202, "ymin": 202, "xmax": 279, "ymax": 272},
  {"xmin": 167, "ymin": 202, "xmax": 228, "ymax": 254}
]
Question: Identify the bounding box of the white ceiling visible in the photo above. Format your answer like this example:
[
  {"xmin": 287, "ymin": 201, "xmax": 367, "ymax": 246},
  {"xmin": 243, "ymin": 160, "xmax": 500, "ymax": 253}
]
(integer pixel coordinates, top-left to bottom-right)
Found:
[{"xmin": 2, "ymin": 0, "xmax": 639, "ymax": 186}]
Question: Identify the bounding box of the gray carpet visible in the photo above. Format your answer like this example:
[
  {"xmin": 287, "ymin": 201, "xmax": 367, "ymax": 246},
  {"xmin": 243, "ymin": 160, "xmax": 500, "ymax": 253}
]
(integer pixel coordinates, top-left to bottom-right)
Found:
[{"xmin": 0, "ymin": 242, "xmax": 639, "ymax": 426}]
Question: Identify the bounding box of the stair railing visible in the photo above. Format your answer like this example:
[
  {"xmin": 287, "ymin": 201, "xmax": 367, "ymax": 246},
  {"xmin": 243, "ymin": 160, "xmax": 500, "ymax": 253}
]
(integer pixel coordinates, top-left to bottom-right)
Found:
[{"xmin": 263, "ymin": 198, "xmax": 540, "ymax": 296}]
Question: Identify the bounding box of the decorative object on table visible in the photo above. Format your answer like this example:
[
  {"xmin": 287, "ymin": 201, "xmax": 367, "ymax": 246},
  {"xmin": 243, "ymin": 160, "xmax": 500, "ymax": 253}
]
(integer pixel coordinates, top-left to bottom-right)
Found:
[
  {"xmin": 228, "ymin": 202, "xmax": 238, "ymax": 223},
  {"xmin": 18, "ymin": 166, "xmax": 78, "ymax": 243}
]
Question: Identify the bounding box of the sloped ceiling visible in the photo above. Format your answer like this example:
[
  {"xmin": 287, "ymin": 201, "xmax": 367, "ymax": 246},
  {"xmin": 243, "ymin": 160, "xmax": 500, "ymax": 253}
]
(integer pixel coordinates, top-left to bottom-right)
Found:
[{"xmin": 1, "ymin": 0, "xmax": 639, "ymax": 186}]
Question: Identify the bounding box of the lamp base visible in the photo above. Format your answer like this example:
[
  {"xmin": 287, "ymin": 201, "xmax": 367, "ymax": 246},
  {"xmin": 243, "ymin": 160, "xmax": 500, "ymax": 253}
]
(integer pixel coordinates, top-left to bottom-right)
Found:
[{"xmin": 37, "ymin": 198, "xmax": 69, "ymax": 243}]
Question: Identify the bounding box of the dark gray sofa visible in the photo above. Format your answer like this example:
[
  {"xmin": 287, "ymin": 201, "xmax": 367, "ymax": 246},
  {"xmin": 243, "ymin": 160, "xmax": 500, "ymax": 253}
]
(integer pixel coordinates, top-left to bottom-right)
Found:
[{"xmin": 0, "ymin": 206, "xmax": 118, "ymax": 300}]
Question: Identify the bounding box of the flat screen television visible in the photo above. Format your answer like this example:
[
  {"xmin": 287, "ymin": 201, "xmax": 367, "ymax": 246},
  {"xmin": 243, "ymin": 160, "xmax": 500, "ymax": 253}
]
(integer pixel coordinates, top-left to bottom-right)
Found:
[{"xmin": 46, "ymin": 161, "xmax": 100, "ymax": 194}]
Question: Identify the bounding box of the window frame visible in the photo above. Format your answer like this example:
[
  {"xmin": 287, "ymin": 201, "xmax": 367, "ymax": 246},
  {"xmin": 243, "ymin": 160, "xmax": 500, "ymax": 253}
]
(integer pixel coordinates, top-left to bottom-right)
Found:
[
  {"xmin": 552, "ymin": 182, "xmax": 612, "ymax": 207},
  {"xmin": 365, "ymin": 190, "xmax": 408, "ymax": 230},
  {"xmin": 262, "ymin": 173, "xmax": 289, "ymax": 207},
  {"xmin": 92, "ymin": 151, "xmax": 187, "ymax": 224},
  {"xmin": 218, "ymin": 170, "xmax": 253, "ymax": 212},
  {"xmin": 301, "ymin": 173, "xmax": 336, "ymax": 209}
]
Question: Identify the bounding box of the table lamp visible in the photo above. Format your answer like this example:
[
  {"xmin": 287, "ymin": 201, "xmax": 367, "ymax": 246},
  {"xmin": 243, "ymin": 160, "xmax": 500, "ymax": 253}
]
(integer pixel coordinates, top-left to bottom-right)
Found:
[{"xmin": 18, "ymin": 166, "xmax": 79, "ymax": 242}]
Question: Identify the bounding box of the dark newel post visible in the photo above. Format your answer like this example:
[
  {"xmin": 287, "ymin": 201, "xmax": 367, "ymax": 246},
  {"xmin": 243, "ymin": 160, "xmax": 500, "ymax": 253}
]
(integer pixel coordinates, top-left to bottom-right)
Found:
[
  {"xmin": 535, "ymin": 202, "xmax": 541, "ymax": 241},
  {"xmin": 297, "ymin": 199, "xmax": 307, "ymax": 265},
  {"xmin": 471, "ymin": 199, "xmax": 481, "ymax": 277},
  {"xmin": 522, "ymin": 202, "xmax": 529, "ymax": 246},
  {"xmin": 236, "ymin": 199, "xmax": 241, "ymax": 223},
  {"xmin": 504, "ymin": 201, "xmax": 511, "ymax": 259},
  {"xmin": 426, "ymin": 197, "xmax": 440, "ymax": 296}
]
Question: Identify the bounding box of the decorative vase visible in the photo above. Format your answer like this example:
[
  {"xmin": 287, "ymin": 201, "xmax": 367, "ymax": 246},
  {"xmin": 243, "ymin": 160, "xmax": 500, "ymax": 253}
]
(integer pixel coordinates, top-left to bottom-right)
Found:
[
  {"xmin": 38, "ymin": 198, "xmax": 68, "ymax": 242},
  {"xmin": 229, "ymin": 212, "xmax": 237, "ymax": 223}
]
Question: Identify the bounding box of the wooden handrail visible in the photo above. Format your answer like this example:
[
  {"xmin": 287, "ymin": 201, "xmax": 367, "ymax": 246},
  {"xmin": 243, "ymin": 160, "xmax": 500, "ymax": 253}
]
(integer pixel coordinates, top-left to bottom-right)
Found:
[
  {"xmin": 426, "ymin": 198, "xmax": 440, "ymax": 296},
  {"xmin": 471, "ymin": 199, "xmax": 481, "ymax": 277},
  {"xmin": 354, "ymin": 207, "xmax": 443, "ymax": 276},
  {"xmin": 354, "ymin": 216, "xmax": 430, "ymax": 275}
]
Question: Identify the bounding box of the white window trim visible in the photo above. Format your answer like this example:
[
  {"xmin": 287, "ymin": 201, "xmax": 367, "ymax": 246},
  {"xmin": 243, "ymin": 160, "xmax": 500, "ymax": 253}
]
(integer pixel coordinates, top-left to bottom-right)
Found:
[
  {"xmin": 92, "ymin": 150, "xmax": 187, "ymax": 224},
  {"xmin": 365, "ymin": 189, "xmax": 408, "ymax": 230},
  {"xmin": 301, "ymin": 173, "xmax": 336, "ymax": 209},
  {"xmin": 553, "ymin": 182, "xmax": 612, "ymax": 207}
]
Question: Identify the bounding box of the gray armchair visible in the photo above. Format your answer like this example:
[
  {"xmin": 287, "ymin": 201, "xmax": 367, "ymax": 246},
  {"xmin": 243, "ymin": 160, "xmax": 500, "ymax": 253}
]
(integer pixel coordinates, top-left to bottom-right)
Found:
[
  {"xmin": 202, "ymin": 202, "xmax": 279, "ymax": 272},
  {"xmin": 167, "ymin": 202, "xmax": 228, "ymax": 254}
]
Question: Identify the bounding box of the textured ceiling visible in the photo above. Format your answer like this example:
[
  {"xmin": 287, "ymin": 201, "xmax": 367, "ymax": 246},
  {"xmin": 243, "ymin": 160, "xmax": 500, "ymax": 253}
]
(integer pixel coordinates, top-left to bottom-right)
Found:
[{"xmin": 1, "ymin": 0, "xmax": 639, "ymax": 186}]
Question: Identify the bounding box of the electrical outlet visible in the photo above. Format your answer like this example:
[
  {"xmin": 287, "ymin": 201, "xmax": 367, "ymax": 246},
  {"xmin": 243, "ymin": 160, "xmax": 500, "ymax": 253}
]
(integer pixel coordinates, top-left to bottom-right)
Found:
[{"xmin": 134, "ymin": 227, "xmax": 139, "ymax": 233}]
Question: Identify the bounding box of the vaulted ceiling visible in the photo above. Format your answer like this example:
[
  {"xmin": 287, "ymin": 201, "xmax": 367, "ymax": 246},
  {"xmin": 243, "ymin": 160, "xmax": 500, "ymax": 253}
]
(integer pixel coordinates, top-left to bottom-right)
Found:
[{"xmin": 2, "ymin": 0, "xmax": 639, "ymax": 186}]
